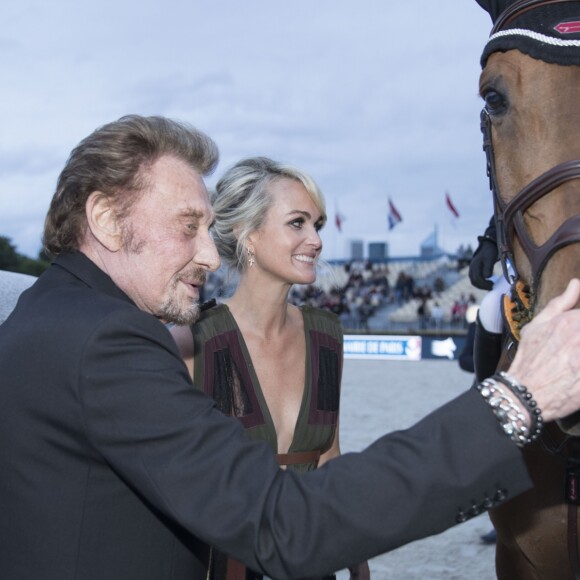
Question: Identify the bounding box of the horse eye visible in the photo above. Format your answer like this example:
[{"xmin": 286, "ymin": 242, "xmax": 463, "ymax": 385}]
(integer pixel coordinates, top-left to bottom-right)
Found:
[{"xmin": 483, "ymin": 90, "xmax": 507, "ymax": 115}]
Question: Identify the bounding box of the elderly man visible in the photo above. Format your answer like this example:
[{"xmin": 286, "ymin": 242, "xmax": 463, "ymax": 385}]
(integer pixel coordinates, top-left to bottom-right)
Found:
[{"xmin": 2, "ymin": 115, "xmax": 580, "ymax": 580}]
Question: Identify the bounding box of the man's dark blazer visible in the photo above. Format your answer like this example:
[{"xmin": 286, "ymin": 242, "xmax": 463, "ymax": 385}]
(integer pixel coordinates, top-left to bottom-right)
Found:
[{"xmin": 0, "ymin": 252, "xmax": 532, "ymax": 579}]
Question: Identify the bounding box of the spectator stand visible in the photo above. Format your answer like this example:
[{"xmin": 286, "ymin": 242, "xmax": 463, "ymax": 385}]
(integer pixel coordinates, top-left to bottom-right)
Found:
[{"xmin": 202, "ymin": 255, "xmax": 501, "ymax": 337}]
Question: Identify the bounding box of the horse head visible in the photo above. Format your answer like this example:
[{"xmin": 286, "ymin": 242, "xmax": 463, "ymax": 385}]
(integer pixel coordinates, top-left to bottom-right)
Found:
[
  {"xmin": 477, "ymin": 0, "xmax": 580, "ymax": 315},
  {"xmin": 473, "ymin": 4, "xmax": 580, "ymax": 578}
]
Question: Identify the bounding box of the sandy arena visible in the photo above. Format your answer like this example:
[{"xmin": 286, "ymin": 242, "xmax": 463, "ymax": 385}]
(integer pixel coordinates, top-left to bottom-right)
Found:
[{"xmin": 336, "ymin": 359, "xmax": 496, "ymax": 579}]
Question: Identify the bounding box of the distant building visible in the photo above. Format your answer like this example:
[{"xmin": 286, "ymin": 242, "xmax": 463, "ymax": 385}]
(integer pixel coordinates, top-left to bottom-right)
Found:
[
  {"xmin": 420, "ymin": 226, "xmax": 445, "ymax": 258},
  {"xmin": 368, "ymin": 242, "xmax": 388, "ymax": 261},
  {"xmin": 349, "ymin": 239, "xmax": 364, "ymax": 260}
]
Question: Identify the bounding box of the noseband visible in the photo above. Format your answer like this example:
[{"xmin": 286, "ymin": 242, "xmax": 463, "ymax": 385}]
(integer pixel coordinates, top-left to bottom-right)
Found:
[{"xmin": 481, "ymin": 0, "xmax": 580, "ymax": 292}]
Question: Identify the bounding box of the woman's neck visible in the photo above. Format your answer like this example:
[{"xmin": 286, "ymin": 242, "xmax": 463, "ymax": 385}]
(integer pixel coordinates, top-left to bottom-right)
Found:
[{"xmin": 226, "ymin": 274, "xmax": 294, "ymax": 337}]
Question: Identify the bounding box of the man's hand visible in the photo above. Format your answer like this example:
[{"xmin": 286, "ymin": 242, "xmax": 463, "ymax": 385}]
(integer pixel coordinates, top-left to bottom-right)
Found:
[{"xmin": 508, "ymin": 279, "xmax": 580, "ymax": 422}]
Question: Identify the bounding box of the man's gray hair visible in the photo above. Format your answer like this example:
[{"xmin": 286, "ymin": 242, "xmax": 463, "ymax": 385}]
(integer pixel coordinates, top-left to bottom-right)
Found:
[{"xmin": 43, "ymin": 115, "xmax": 219, "ymax": 257}]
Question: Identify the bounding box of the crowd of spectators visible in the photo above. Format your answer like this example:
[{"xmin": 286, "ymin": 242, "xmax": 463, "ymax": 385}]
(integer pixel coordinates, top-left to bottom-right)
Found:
[
  {"xmin": 456, "ymin": 244, "xmax": 474, "ymax": 270},
  {"xmin": 288, "ymin": 260, "xmax": 390, "ymax": 331},
  {"xmin": 417, "ymin": 292, "xmax": 478, "ymax": 330},
  {"xmin": 200, "ymin": 260, "xmax": 393, "ymax": 331},
  {"xmin": 201, "ymin": 258, "xmax": 478, "ymax": 332}
]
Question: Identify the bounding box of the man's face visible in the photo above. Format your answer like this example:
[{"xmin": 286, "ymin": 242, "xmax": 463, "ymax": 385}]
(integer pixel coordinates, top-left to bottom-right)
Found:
[{"xmin": 113, "ymin": 155, "xmax": 220, "ymax": 325}]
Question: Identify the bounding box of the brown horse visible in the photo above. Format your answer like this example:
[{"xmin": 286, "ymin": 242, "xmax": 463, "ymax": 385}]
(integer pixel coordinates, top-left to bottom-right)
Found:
[{"xmin": 476, "ymin": 0, "xmax": 580, "ymax": 578}]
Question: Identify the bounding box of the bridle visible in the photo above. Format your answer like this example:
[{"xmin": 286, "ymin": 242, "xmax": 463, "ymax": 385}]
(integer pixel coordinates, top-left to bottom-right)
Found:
[
  {"xmin": 481, "ymin": 0, "xmax": 580, "ymax": 292},
  {"xmin": 482, "ymin": 4, "xmax": 580, "ymax": 577}
]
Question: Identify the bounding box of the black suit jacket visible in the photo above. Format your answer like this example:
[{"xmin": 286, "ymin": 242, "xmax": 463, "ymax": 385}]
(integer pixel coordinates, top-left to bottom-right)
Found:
[{"xmin": 0, "ymin": 252, "xmax": 532, "ymax": 579}]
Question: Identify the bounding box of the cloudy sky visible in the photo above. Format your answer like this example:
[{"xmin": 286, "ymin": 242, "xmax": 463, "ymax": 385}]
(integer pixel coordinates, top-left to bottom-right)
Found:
[{"xmin": 0, "ymin": 0, "xmax": 495, "ymax": 261}]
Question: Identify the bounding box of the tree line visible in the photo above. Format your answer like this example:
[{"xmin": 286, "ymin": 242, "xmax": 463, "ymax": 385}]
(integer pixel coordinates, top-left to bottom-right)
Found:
[{"xmin": 0, "ymin": 235, "xmax": 50, "ymax": 276}]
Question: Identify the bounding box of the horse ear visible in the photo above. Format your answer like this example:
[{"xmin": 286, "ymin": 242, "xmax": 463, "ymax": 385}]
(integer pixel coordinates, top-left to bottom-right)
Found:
[{"xmin": 475, "ymin": 0, "xmax": 513, "ymax": 23}]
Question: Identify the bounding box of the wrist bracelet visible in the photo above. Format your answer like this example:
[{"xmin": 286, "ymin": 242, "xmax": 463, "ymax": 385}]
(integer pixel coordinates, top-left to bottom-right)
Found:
[
  {"xmin": 477, "ymin": 377, "xmax": 533, "ymax": 447},
  {"xmin": 493, "ymin": 371, "xmax": 543, "ymax": 443}
]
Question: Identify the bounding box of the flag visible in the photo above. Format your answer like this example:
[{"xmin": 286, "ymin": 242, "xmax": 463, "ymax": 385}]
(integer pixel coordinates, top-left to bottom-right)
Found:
[
  {"xmin": 388, "ymin": 198, "xmax": 403, "ymax": 230},
  {"xmin": 445, "ymin": 193, "xmax": 460, "ymax": 218}
]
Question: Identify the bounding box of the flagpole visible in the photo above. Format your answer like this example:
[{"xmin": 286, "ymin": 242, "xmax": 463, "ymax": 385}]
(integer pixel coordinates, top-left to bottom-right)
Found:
[
  {"xmin": 333, "ymin": 198, "xmax": 337, "ymax": 262},
  {"xmin": 333, "ymin": 197, "xmax": 345, "ymax": 263}
]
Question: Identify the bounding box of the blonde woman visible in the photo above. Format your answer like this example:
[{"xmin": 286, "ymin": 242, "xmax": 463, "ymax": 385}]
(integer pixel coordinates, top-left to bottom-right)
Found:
[{"xmin": 172, "ymin": 157, "xmax": 369, "ymax": 579}]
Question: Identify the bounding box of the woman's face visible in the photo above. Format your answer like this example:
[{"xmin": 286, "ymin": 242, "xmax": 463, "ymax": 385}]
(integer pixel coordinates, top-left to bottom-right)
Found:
[{"xmin": 249, "ymin": 177, "xmax": 324, "ymax": 286}]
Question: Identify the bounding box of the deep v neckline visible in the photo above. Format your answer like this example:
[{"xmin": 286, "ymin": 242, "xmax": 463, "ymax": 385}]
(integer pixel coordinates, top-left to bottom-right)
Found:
[{"xmin": 220, "ymin": 303, "xmax": 309, "ymax": 454}]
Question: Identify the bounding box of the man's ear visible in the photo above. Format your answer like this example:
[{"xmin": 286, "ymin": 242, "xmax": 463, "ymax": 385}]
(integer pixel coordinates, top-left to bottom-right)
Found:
[{"xmin": 85, "ymin": 191, "xmax": 123, "ymax": 252}]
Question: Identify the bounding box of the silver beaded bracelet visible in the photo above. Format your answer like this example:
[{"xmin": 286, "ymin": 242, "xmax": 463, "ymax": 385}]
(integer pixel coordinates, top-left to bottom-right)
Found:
[
  {"xmin": 477, "ymin": 377, "xmax": 533, "ymax": 447},
  {"xmin": 493, "ymin": 371, "xmax": 543, "ymax": 444}
]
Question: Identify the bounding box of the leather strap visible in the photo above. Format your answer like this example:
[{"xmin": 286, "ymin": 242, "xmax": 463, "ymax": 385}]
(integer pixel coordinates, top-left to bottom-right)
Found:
[
  {"xmin": 276, "ymin": 450, "xmax": 321, "ymax": 466},
  {"xmin": 223, "ymin": 450, "xmax": 321, "ymax": 579},
  {"xmin": 568, "ymin": 443, "xmax": 580, "ymax": 579},
  {"xmin": 569, "ymin": 504, "xmax": 580, "ymax": 579},
  {"xmin": 226, "ymin": 557, "xmax": 246, "ymax": 580}
]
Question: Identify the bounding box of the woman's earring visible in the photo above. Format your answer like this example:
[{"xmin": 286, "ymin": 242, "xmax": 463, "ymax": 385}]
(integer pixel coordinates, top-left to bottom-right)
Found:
[{"xmin": 247, "ymin": 248, "xmax": 255, "ymax": 268}]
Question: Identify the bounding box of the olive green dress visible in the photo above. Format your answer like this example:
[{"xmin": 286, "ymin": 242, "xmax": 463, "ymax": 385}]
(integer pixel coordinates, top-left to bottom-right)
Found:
[{"xmin": 191, "ymin": 302, "xmax": 343, "ymax": 578}]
